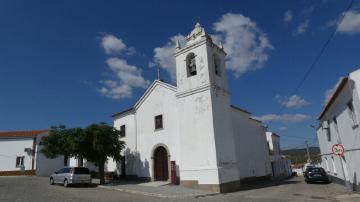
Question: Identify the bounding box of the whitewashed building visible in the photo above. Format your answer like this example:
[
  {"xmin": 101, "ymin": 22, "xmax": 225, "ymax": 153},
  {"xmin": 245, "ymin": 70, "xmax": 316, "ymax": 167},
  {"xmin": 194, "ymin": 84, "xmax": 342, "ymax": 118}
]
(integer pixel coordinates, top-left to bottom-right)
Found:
[
  {"xmin": 111, "ymin": 23, "xmax": 272, "ymax": 192},
  {"xmin": 266, "ymin": 132, "xmax": 292, "ymax": 178},
  {"xmin": 317, "ymin": 68, "xmax": 360, "ymax": 191},
  {"xmin": 0, "ymin": 130, "xmax": 63, "ymax": 176}
]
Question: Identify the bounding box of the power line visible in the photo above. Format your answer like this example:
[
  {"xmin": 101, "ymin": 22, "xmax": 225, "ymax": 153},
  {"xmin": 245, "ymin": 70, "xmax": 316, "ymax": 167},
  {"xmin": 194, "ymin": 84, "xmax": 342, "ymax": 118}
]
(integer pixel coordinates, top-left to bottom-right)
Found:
[{"xmin": 268, "ymin": 0, "xmax": 355, "ymax": 129}]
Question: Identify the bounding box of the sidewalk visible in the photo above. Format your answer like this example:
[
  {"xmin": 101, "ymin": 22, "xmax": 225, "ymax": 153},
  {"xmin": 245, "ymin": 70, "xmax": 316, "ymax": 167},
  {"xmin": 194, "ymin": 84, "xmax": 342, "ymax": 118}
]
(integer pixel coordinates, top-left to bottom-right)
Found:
[{"xmin": 98, "ymin": 180, "xmax": 214, "ymax": 198}]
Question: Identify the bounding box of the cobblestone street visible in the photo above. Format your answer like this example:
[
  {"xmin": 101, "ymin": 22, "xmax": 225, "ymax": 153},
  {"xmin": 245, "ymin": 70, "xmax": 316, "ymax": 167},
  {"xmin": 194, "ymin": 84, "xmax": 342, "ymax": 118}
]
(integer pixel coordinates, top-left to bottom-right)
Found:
[{"xmin": 1, "ymin": 176, "xmax": 359, "ymax": 202}]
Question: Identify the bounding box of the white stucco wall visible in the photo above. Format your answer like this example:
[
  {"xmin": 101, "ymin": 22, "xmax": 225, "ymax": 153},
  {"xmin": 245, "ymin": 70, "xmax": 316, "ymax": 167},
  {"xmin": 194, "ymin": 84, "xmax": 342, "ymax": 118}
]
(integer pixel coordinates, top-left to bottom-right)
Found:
[
  {"xmin": 0, "ymin": 138, "xmax": 34, "ymax": 171},
  {"xmin": 317, "ymin": 69, "xmax": 360, "ymax": 189},
  {"xmin": 231, "ymin": 108, "xmax": 271, "ymax": 179},
  {"xmin": 35, "ymin": 133, "xmax": 64, "ymax": 176},
  {"xmin": 177, "ymin": 89, "xmax": 220, "ymax": 184},
  {"xmin": 266, "ymin": 132, "xmax": 281, "ymax": 162},
  {"xmin": 266, "ymin": 132, "xmax": 291, "ymax": 177},
  {"xmin": 114, "ymin": 81, "xmax": 180, "ymax": 179}
]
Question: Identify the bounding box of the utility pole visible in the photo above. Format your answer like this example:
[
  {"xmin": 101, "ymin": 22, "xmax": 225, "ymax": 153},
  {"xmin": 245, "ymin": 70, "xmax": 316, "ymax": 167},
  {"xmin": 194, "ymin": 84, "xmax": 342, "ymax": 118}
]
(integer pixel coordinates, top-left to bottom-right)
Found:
[{"xmin": 305, "ymin": 140, "xmax": 311, "ymax": 163}]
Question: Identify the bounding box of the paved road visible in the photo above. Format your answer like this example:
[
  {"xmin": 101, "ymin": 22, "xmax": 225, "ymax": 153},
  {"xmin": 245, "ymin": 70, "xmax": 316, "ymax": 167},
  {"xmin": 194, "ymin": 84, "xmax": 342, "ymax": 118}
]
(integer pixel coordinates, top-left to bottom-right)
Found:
[{"xmin": 0, "ymin": 176, "xmax": 358, "ymax": 202}]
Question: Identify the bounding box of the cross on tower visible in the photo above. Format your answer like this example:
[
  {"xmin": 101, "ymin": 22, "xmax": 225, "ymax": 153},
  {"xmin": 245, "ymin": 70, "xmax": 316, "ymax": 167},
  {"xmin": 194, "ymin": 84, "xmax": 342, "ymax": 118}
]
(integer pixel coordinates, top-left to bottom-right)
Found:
[
  {"xmin": 196, "ymin": 16, "xmax": 200, "ymax": 24},
  {"xmin": 157, "ymin": 66, "xmax": 161, "ymax": 81}
]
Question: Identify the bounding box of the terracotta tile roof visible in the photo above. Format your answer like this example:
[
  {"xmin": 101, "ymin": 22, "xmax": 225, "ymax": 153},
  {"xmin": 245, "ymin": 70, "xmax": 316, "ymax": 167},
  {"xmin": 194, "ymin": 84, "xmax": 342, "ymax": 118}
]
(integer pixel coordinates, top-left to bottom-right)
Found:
[{"xmin": 0, "ymin": 130, "xmax": 48, "ymax": 138}]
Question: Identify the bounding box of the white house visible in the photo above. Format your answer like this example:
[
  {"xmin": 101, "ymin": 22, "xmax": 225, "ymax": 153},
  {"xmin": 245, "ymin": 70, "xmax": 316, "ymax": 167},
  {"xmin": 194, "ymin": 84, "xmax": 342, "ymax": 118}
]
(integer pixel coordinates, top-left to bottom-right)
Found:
[
  {"xmin": 266, "ymin": 132, "xmax": 292, "ymax": 178},
  {"xmin": 317, "ymin": 68, "xmax": 360, "ymax": 191},
  {"xmin": 111, "ymin": 23, "xmax": 272, "ymax": 192},
  {"xmin": 0, "ymin": 130, "xmax": 63, "ymax": 176},
  {"xmin": 317, "ymin": 70, "xmax": 360, "ymax": 190}
]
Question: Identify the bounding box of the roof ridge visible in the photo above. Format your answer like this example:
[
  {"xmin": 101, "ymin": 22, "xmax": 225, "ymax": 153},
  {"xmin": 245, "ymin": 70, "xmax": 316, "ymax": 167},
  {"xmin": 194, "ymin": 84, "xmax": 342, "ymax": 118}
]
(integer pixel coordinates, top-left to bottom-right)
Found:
[{"xmin": 0, "ymin": 129, "xmax": 49, "ymax": 138}]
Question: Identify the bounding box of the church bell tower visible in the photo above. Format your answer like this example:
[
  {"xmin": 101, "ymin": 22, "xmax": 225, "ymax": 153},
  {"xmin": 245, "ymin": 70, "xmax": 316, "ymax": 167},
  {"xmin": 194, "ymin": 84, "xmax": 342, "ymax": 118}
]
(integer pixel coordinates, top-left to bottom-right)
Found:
[{"xmin": 175, "ymin": 23, "xmax": 240, "ymax": 192}]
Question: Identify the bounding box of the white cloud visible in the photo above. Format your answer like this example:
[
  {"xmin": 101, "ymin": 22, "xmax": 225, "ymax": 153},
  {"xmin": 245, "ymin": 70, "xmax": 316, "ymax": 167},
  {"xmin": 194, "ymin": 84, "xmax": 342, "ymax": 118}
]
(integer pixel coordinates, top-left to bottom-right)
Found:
[
  {"xmin": 284, "ymin": 10, "xmax": 293, "ymax": 23},
  {"xmin": 99, "ymin": 81, "xmax": 132, "ymax": 99},
  {"xmin": 293, "ymin": 20, "xmax": 309, "ymax": 36},
  {"xmin": 213, "ymin": 13, "xmax": 274, "ymax": 77},
  {"xmin": 279, "ymin": 126, "xmax": 288, "ymax": 132},
  {"xmin": 106, "ymin": 58, "xmax": 149, "ymax": 88},
  {"xmin": 151, "ymin": 34, "xmax": 186, "ymax": 82},
  {"xmin": 337, "ymin": 10, "xmax": 360, "ymax": 34},
  {"xmin": 151, "ymin": 13, "xmax": 273, "ymax": 80},
  {"xmin": 300, "ymin": 5, "xmax": 316, "ymax": 17},
  {"xmin": 324, "ymin": 77, "xmax": 343, "ymax": 105},
  {"xmin": 254, "ymin": 114, "xmax": 311, "ymax": 123},
  {"xmin": 101, "ymin": 34, "xmax": 135, "ymax": 55},
  {"xmin": 275, "ymin": 94, "xmax": 309, "ymax": 108},
  {"xmin": 98, "ymin": 35, "xmax": 149, "ymax": 99},
  {"xmin": 99, "ymin": 58, "xmax": 150, "ymax": 99}
]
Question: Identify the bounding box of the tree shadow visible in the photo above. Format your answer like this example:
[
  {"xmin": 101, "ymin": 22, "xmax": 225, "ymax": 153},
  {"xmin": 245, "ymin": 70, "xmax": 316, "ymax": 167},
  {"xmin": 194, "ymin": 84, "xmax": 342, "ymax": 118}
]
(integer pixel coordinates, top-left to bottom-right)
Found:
[{"xmin": 109, "ymin": 148, "xmax": 150, "ymax": 185}]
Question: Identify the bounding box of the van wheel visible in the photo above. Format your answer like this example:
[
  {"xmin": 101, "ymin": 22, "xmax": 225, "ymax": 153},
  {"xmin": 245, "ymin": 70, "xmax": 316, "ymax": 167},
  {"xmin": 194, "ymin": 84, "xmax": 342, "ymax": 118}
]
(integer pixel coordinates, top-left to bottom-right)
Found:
[
  {"xmin": 50, "ymin": 178, "xmax": 54, "ymax": 185},
  {"xmin": 64, "ymin": 179, "xmax": 69, "ymax": 187}
]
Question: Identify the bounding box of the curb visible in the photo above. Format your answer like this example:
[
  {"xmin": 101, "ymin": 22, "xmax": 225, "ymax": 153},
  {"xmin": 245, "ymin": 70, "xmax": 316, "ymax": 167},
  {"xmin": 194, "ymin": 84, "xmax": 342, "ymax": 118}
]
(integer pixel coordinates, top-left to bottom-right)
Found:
[
  {"xmin": 98, "ymin": 185, "xmax": 217, "ymax": 198},
  {"xmin": 98, "ymin": 185, "xmax": 177, "ymax": 198}
]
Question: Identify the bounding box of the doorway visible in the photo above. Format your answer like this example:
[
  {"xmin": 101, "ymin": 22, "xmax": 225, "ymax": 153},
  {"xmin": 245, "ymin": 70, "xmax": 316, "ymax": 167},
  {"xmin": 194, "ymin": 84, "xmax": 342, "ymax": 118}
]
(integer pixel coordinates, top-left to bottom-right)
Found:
[{"xmin": 153, "ymin": 146, "xmax": 169, "ymax": 181}]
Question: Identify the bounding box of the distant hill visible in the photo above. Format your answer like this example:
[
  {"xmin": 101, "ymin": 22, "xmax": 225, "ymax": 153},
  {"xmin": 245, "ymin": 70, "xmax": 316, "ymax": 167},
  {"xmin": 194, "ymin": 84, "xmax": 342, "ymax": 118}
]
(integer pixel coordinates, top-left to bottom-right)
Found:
[{"xmin": 281, "ymin": 147, "xmax": 321, "ymax": 164}]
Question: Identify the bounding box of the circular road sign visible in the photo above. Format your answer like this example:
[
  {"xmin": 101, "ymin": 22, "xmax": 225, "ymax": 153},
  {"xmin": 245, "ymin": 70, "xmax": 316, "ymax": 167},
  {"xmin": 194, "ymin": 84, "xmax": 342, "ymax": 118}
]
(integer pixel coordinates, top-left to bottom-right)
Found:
[{"xmin": 332, "ymin": 144, "xmax": 345, "ymax": 156}]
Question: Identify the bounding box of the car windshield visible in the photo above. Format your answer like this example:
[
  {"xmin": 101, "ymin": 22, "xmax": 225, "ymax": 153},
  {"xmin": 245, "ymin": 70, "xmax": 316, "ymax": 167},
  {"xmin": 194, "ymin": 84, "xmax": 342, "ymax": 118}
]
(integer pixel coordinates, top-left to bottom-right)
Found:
[
  {"xmin": 73, "ymin": 167, "xmax": 90, "ymax": 174},
  {"xmin": 308, "ymin": 168, "xmax": 325, "ymax": 173}
]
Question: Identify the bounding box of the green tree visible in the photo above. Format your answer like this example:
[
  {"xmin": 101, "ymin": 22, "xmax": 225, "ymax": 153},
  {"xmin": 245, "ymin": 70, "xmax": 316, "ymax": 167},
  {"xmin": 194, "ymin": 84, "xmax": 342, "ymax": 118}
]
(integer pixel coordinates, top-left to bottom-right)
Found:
[
  {"xmin": 41, "ymin": 125, "xmax": 83, "ymax": 165},
  {"xmin": 81, "ymin": 123, "xmax": 125, "ymax": 184}
]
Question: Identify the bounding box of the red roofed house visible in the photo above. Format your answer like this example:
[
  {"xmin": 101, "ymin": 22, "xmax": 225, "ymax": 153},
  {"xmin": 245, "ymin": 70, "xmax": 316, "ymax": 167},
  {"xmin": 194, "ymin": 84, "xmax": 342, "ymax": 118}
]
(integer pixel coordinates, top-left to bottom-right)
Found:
[{"xmin": 0, "ymin": 130, "xmax": 63, "ymax": 176}]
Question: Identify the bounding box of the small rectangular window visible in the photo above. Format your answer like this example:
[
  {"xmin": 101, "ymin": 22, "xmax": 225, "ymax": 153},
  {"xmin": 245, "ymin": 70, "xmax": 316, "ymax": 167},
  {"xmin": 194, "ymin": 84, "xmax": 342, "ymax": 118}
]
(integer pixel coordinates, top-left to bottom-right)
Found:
[
  {"xmin": 120, "ymin": 125, "xmax": 126, "ymax": 137},
  {"xmin": 155, "ymin": 115, "xmax": 163, "ymax": 130},
  {"xmin": 347, "ymin": 99, "xmax": 357, "ymax": 126},
  {"xmin": 15, "ymin": 156, "xmax": 24, "ymax": 167},
  {"xmin": 333, "ymin": 116, "xmax": 339, "ymax": 133},
  {"xmin": 214, "ymin": 55, "xmax": 221, "ymax": 76},
  {"xmin": 326, "ymin": 120, "xmax": 331, "ymax": 142}
]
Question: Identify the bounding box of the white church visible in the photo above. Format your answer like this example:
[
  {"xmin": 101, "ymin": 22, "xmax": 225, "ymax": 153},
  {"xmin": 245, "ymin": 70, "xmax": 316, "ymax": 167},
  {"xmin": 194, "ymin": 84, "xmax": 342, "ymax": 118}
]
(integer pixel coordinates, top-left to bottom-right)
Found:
[{"xmin": 111, "ymin": 23, "xmax": 272, "ymax": 192}]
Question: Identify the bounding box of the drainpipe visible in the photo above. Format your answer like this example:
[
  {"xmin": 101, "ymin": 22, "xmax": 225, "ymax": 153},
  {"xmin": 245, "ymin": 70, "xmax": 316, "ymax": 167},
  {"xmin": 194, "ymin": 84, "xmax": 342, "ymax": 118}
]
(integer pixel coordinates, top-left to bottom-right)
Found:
[
  {"xmin": 31, "ymin": 137, "xmax": 36, "ymax": 170},
  {"xmin": 134, "ymin": 112, "xmax": 138, "ymax": 151}
]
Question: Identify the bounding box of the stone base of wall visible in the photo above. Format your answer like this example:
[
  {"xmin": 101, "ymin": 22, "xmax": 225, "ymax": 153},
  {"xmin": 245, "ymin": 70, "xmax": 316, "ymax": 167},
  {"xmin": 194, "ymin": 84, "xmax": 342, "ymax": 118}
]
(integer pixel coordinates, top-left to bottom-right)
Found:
[
  {"xmin": 0, "ymin": 170, "xmax": 35, "ymax": 176},
  {"xmin": 329, "ymin": 175, "xmax": 360, "ymax": 192},
  {"xmin": 180, "ymin": 175, "xmax": 272, "ymax": 193}
]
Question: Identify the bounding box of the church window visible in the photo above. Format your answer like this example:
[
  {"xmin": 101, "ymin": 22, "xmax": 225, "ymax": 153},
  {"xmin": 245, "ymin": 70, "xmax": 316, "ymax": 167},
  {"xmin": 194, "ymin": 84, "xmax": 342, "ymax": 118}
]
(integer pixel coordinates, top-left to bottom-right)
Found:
[
  {"xmin": 214, "ymin": 54, "xmax": 221, "ymax": 76},
  {"xmin": 120, "ymin": 125, "xmax": 126, "ymax": 137},
  {"xmin": 155, "ymin": 115, "xmax": 163, "ymax": 130},
  {"xmin": 186, "ymin": 53, "xmax": 197, "ymax": 77}
]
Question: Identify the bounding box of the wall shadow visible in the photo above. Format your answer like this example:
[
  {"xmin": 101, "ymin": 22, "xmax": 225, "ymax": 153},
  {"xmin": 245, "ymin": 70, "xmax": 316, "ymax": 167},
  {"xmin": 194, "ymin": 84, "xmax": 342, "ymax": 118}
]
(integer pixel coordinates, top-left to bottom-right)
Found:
[
  {"xmin": 111, "ymin": 148, "xmax": 150, "ymax": 184},
  {"xmin": 238, "ymin": 176, "xmax": 301, "ymax": 191}
]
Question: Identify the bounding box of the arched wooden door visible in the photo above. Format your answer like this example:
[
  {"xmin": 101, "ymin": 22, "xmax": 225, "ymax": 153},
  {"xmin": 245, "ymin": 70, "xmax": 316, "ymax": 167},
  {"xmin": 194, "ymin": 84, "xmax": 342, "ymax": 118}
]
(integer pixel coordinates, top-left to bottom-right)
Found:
[{"xmin": 154, "ymin": 146, "xmax": 169, "ymax": 181}]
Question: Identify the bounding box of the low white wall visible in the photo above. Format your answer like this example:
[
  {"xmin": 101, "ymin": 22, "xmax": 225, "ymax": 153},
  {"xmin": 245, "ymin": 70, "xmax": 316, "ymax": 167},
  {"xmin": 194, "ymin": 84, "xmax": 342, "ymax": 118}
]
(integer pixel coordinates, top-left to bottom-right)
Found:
[
  {"xmin": 231, "ymin": 108, "xmax": 272, "ymax": 179},
  {"xmin": 0, "ymin": 138, "xmax": 34, "ymax": 171},
  {"xmin": 35, "ymin": 133, "xmax": 64, "ymax": 176}
]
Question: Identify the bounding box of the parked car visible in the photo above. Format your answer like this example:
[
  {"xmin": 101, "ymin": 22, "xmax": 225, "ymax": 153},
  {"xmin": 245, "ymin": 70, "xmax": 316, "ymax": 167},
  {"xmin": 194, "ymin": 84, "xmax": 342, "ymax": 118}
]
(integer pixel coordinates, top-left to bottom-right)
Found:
[
  {"xmin": 50, "ymin": 167, "xmax": 91, "ymax": 187},
  {"xmin": 304, "ymin": 167, "xmax": 330, "ymax": 183}
]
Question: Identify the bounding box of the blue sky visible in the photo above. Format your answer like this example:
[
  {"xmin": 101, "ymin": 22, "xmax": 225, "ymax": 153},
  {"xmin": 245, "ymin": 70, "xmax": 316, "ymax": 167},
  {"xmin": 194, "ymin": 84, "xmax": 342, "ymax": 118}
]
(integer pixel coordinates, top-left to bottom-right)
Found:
[{"xmin": 0, "ymin": 0, "xmax": 359, "ymax": 149}]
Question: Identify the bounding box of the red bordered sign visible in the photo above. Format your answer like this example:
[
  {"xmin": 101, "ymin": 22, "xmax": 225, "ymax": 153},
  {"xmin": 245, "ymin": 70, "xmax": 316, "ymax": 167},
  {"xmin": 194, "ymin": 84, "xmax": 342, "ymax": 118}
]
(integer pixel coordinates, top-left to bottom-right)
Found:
[{"xmin": 332, "ymin": 144, "xmax": 345, "ymax": 156}]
